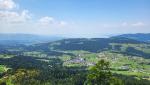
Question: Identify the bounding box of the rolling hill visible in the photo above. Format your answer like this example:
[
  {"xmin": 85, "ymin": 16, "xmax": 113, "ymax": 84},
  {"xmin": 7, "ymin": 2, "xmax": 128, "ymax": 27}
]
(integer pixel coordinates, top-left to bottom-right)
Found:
[
  {"xmin": 30, "ymin": 37, "xmax": 150, "ymax": 58},
  {"xmin": 113, "ymin": 33, "xmax": 150, "ymax": 42}
]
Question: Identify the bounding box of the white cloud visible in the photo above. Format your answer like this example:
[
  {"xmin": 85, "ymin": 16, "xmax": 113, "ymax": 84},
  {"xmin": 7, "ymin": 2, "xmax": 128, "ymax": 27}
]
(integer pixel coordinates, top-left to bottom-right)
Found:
[
  {"xmin": 121, "ymin": 22, "xmax": 128, "ymax": 27},
  {"xmin": 0, "ymin": 0, "xmax": 16, "ymax": 10},
  {"xmin": 38, "ymin": 16, "xmax": 68, "ymax": 28},
  {"xmin": 0, "ymin": 0, "xmax": 31, "ymax": 24},
  {"xmin": 100, "ymin": 22, "xmax": 146, "ymax": 28},
  {"xmin": 38, "ymin": 16, "xmax": 55, "ymax": 26},
  {"xmin": 131, "ymin": 22, "xmax": 145, "ymax": 27},
  {"xmin": 0, "ymin": 10, "xmax": 31, "ymax": 23},
  {"xmin": 59, "ymin": 21, "xmax": 68, "ymax": 26},
  {"xmin": 100, "ymin": 23, "xmax": 119, "ymax": 28}
]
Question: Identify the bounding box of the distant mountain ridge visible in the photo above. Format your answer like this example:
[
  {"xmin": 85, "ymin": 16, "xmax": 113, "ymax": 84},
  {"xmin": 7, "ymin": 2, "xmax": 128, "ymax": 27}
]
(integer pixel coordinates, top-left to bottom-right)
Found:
[
  {"xmin": 113, "ymin": 33, "xmax": 150, "ymax": 42},
  {"xmin": 0, "ymin": 33, "xmax": 63, "ymax": 45},
  {"xmin": 0, "ymin": 33, "xmax": 150, "ymax": 58}
]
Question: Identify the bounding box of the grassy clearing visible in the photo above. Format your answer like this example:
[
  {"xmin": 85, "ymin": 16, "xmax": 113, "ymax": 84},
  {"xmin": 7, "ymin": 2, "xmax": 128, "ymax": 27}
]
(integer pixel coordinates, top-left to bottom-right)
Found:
[
  {"xmin": 0, "ymin": 54, "xmax": 14, "ymax": 59},
  {"xmin": 0, "ymin": 65, "xmax": 8, "ymax": 73}
]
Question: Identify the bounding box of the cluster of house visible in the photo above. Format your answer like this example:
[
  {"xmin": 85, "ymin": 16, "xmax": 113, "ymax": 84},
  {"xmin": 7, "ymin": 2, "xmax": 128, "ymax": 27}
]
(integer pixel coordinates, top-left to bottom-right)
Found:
[
  {"xmin": 119, "ymin": 65, "xmax": 130, "ymax": 71},
  {"xmin": 66, "ymin": 57, "xmax": 95, "ymax": 66}
]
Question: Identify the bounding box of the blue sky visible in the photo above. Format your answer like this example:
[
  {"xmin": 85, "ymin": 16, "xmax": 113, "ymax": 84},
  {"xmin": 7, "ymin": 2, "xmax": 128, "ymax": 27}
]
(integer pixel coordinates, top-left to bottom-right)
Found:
[{"xmin": 0, "ymin": 0, "xmax": 150, "ymax": 37}]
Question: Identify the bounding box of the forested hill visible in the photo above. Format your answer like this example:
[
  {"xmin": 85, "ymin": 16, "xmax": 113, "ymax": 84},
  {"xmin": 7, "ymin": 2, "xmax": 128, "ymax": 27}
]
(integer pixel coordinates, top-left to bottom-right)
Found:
[
  {"xmin": 28, "ymin": 37, "xmax": 150, "ymax": 58},
  {"xmin": 113, "ymin": 33, "xmax": 150, "ymax": 42}
]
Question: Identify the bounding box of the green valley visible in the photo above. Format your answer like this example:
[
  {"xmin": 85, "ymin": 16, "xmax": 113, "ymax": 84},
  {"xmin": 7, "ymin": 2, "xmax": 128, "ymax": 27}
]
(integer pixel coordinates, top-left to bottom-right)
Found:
[{"xmin": 0, "ymin": 34, "xmax": 150, "ymax": 85}]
